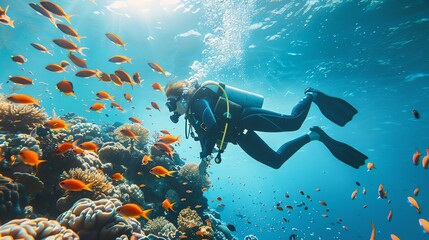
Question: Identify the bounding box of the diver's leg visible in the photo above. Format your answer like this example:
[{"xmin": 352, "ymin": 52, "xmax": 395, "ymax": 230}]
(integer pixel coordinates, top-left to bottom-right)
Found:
[
  {"xmin": 239, "ymin": 94, "xmax": 313, "ymax": 132},
  {"xmin": 237, "ymin": 130, "xmax": 313, "ymax": 169}
]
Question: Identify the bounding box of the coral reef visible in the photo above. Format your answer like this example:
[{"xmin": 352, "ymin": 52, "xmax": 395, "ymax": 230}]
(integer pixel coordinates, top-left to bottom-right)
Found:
[
  {"xmin": 113, "ymin": 183, "xmax": 145, "ymax": 207},
  {"xmin": 75, "ymin": 151, "xmax": 113, "ymax": 171},
  {"xmin": 60, "ymin": 112, "xmax": 87, "ymax": 125},
  {"xmin": 164, "ymin": 189, "xmax": 180, "ymax": 205},
  {"xmin": 57, "ymin": 168, "xmax": 115, "ymax": 211},
  {"xmin": 143, "ymin": 216, "xmax": 178, "ymax": 239},
  {"xmin": 0, "ymin": 100, "xmax": 48, "ymax": 134},
  {"xmin": 177, "ymin": 207, "xmax": 203, "ymax": 232},
  {"xmin": 58, "ymin": 198, "xmax": 143, "ymax": 240},
  {"xmin": 0, "ymin": 175, "xmax": 27, "ymax": 224},
  {"xmin": 70, "ymin": 122, "xmax": 102, "ymax": 142},
  {"xmin": 178, "ymin": 163, "xmax": 211, "ymax": 190},
  {"xmin": 114, "ymin": 123, "xmax": 149, "ymax": 150},
  {"xmin": 98, "ymin": 142, "xmax": 132, "ymax": 172},
  {"xmin": 0, "ymin": 217, "xmax": 79, "ymax": 239},
  {"xmin": 0, "ymin": 133, "xmax": 42, "ymax": 157},
  {"xmin": 198, "ymin": 225, "xmax": 215, "ymax": 239}
]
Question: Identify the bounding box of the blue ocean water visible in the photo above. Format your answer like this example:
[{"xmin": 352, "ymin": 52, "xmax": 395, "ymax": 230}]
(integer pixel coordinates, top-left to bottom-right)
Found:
[{"xmin": 1, "ymin": 0, "xmax": 429, "ymax": 239}]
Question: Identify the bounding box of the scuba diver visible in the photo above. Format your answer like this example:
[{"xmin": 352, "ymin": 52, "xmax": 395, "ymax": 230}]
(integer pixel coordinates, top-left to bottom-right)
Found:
[{"xmin": 164, "ymin": 80, "xmax": 367, "ymax": 175}]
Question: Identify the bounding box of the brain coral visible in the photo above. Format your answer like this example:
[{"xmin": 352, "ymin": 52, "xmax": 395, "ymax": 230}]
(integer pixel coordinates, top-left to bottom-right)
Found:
[
  {"xmin": 0, "ymin": 217, "xmax": 79, "ymax": 239},
  {"xmin": 58, "ymin": 198, "xmax": 142, "ymax": 240},
  {"xmin": 114, "ymin": 123, "xmax": 149, "ymax": 150},
  {"xmin": 177, "ymin": 207, "xmax": 203, "ymax": 232},
  {"xmin": 178, "ymin": 163, "xmax": 211, "ymax": 190},
  {"xmin": 0, "ymin": 100, "xmax": 48, "ymax": 134},
  {"xmin": 143, "ymin": 216, "xmax": 178, "ymax": 239}
]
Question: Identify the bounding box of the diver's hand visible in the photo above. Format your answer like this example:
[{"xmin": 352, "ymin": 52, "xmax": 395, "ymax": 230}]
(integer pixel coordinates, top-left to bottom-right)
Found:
[{"xmin": 199, "ymin": 155, "xmax": 211, "ymax": 176}]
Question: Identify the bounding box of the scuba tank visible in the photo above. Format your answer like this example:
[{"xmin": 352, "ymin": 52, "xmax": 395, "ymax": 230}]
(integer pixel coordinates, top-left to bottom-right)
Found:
[{"xmin": 202, "ymin": 80, "xmax": 264, "ymax": 109}]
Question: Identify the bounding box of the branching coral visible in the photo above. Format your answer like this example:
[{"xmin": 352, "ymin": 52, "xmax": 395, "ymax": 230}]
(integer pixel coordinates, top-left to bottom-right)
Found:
[
  {"xmin": 143, "ymin": 216, "xmax": 178, "ymax": 239},
  {"xmin": 57, "ymin": 168, "xmax": 115, "ymax": 211},
  {"xmin": 114, "ymin": 123, "xmax": 149, "ymax": 150},
  {"xmin": 0, "ymin": 101, "xmax": 48, "ymax": 134},
  {"xmin": 177, "ymin": 207, "xmax": 203, "ymax": 232},
  {"xmin": 57, "ymin": 198, "xmax": 142, "ymax": 240},
  {"xmin": 0, "ymin": 217, "xmax": 79, "ymax": 239},
  {"xmin": 0, "ymin": 175, "xmax": 27, "ymax": 224},
  {"xmin": 178, "ymin": 163, "xmax": 211, "ymax": 190}
]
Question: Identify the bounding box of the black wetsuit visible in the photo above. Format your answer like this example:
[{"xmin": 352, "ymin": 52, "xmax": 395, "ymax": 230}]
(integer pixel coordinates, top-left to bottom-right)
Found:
[{"xmin": 186, "ymin": 87, "xmax": 314, "ymax": 169}]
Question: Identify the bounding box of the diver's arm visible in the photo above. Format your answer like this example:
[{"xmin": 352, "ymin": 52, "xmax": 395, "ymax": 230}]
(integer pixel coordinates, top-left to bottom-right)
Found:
[{"xmin": 193, "ymin": 99, "xmax": 218, "ymax": 159}]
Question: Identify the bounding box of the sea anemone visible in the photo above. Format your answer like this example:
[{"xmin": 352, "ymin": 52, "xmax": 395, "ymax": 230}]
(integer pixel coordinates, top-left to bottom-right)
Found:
[
  {"xmin": 114, "ymin": 123, "xmax": 149, "ymax": 150},
  {"xmin": 0, "ymin": 99, "xmax": 48, "ymax": 134}
]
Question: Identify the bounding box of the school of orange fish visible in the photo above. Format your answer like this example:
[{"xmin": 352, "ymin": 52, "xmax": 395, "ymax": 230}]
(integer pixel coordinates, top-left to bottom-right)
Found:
[{"xmin": 1, "ymin": 2, "xmax": 429, "ymax": 239}]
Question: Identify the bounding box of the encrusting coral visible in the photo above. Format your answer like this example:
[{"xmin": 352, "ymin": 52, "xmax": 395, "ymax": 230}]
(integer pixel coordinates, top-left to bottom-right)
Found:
[
  {"xmin": 0, "ymin": 175, "xmax": 28, "ymax": 224},
  {"xmin": 143, "ymin": 216, "xmax": 179, "ymax": 239},
  {"xmin": 13, "ymin": 172, "xmax": 44, "ymax": 195},
  {"xmin": 0, "ymin": 98, "xmax": 48, "ymax": 134},
  {"xmin": 114, "ymin": 123, "xmax": 149, "ymax": 150},
  {"xmin": 178, "ymin": 163, "xmax": 211, "ymax": 190},
  {"xmin": 113, "ymin": 183, "xmax": 146, "ymax": 207},
  {"xmin": 177, "ymin": 206, "xmax": 203, "ymax": 232},
  {"xmin": 0, "ymin": 217, "xmax": 79, "ymax": 239},
  {"xmin": 57, "ymin": 198, "xmax": 143, "ymax": 240},
  {"xmin": 98, "ymin": 142, "xmax": 132, "ymax": 172}
]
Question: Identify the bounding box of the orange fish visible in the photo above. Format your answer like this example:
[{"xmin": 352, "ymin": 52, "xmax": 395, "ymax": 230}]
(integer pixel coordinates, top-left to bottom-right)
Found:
[
  {"xmin": 10, "ymin": 55, "xmax": 27, "ymax": 65},
  {"xmin": 414, "ymin": 187, "xmax": 420, "ymax": 196},
  {"xmin": 95, "ymin": 71, "xmax": 111, "ymax": 82},
  {"xmin": 110, "ymin": 73, "xmax": 123, "ymax": 86},
  {"xmin": 319, "ymin": 200, "xmax": 327, "ymax": 206},
  {"xmin": 116, "ymin": 203, "xmax": 152, "ymax": 221},
  {"xmin": 56, "ymin": 141, "xmax": 77, "ymax": 156},
  {"xmin": 110, "ymin": 102, "xmax": 123, "ymax": 111},
  {"xmin": 178, "ymin": 236, "xmax": 188, "ymax": 239},
  {"xmin": 390, "ymin": 234, "xmax": 400, "ymax": 240},
  {"xmin": 109, "ymin": 55, "xmax": 132, "ymax": 64},
  {"xmin": 422, "ymin": 149, "xmax": 429, "ymax": 168},
  {"xmin": 351, "ymin": 189, "xmax": 358, "ymax": 200},
  {"xmin": 124, "ymin": 93, "xmax": 133, "ymax": 102},
  {"xmin": 111, "ymin": 173, "xmax": 125, "ymax": 181},
  {"xmin": 180, "ymin": 198, "xmax": 187, "ymax": 202},
  {"xmin": 419, "ymin": 218, "xmax": 429, "ymax": 234},
  {"xmin": 217, "ymin": 197, "xmax": 222, "ymax": 201},
  {"xmin": 79, "ymin": 142, "xmax": 98, "ymax": 152},
  {"xmin": 90, "ymin": 103, "xmax": 105, "ymax": 112},
  {"xmin": 53, "ymin": 38, "xmax": 87, "ymax": 56},
  {"xmin": 0, "ymin": 148, "xmax": 4, "ymax": 162},
  {"xmin": 105, "ymin": 33, "xmax": 126, "ymax": 48},
  {"xmin": 148, "ymin": 62, "xmax": 170, "ymax": 76},
  {"xmin": 132, "ymin": 72, "xmax": 142, "ymax": 85},
  {"xmin": 44, "ymin": 119, "xmax": 70, "ymax": 131},
  {"xmin": 152, "ymin": 82, "xmax": 164, "ymax": 92},
  {"xmin": 59, "ymin": 178, "xmax": 94, "ymax": 191},
  {"xmin": 46, "ymin": 63, "xmax": 67, "ymax": 73},
  {"xmin": 17, "ymin": 150, "xmax": 46, "ymax": 172},
  {"xmin": 186, "ymin": 190, "xmax": 193, "ymax": 193},
  {"xmin": 40, "ymin": 1, "xmax": 74, "ymax": 24},
  {"xmin": 129, "ymin": 117, "xmax": 142, "ymax": 124},
  {"xmin": 413, "ymin": 149, "xmax": 421, "ymax": 165},
  {"xmin": 96, "ymin": 91, "xmax": 115, "ymax": 100},
  {"xmin": 153, "ymin": 142, "xmax": 175, "ymax": 158},
  {"xmin": 60, "ymin": 60, "xmax": 70, "ymax": 68},
  {"xmin": 286, "ymin": 205, "xmax": 293, "ymax": 210},
  {"xmin": 7, "ymin": 94, "xmax": 40, "ymax": 106},
  {"xmin": 0, "ymin": 5, "xmax": 14, "ymax": 28},
  {"xmin": 75, "ymin": 69, "xmax": 97, "ymax": 78},
  {"xmin": 28, "ymin": 3, "xmax": 59, "ymax": 26},
  {"xmin": 142, "ymin": 155, "xmax": 152, "ymax": 165},
  {"xmin": 149, "ymin": 166, "xmax": 176, "ymax": 178},
  {"xmin": 56, "ymin": 23, "xmax": 85, "ymax": 42},
  {"xmin": 162, "ymin": 199, "xmax": 176, "ymax": 212},
  {"xmin": 158, "ymin": 135, "xmax": 181, "ymax": 145},
  {"xmin": 276, "ymin": 206, "xmax": 283, "ymax": 211},
  {"xmin": 73, "ymin": 147, "xmax": 86, "ymax": 155},
  {"xmin": 195, "ymin": 205, "xmax": 203, "ymax": 209},
  {"xmin": 160, "ymin": 130, "xmax": 172, "ymax": 135},
  {"xmin": 120, "ymin": 129, "xmax": 139, "ymax": 139},
  {"xmin": 370, "ymin": 222, "xmax": 375, "ymax": 240},
  {"xmin": 31, "ymin": 43, "xmax": 53, "ymax": 55},
  {"xmin": 69, "ymin": 52, "xmax": 87, "ymax": 68},
  {"xmin": 367, "ymin": 162, "xmax": 375, "ymax": 171},
  {"xmin": 139, "ymin": 184, "xmax": 146, "ymax": 187},
  {"xmin": 378, "ymin": 184, "xmax": 388, "ymax": 199},
  {"xmin": 407, "ymin": 196, "xmax": 421, "ymax": 213},
  {"xmin": 8, "ymin": 76, "xmax": 33, "ymax": 85},
  {"xmin": 56, "ymin": 80, "xmax": 75, "ymax": 96},
  {"xmin": 202, "ymin": 187, "xmax": 208, "ymax": 191},
  {"xmin": 115, "ymin": 70, "xmax": 133, "ymax": 87},
  {"xmin": 151, "ymin": 102, "xmax": 161, "ymax": 111},
  {"xmin": 387, "ymin": 210, "xmax": 392, "ymax": 222}
]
